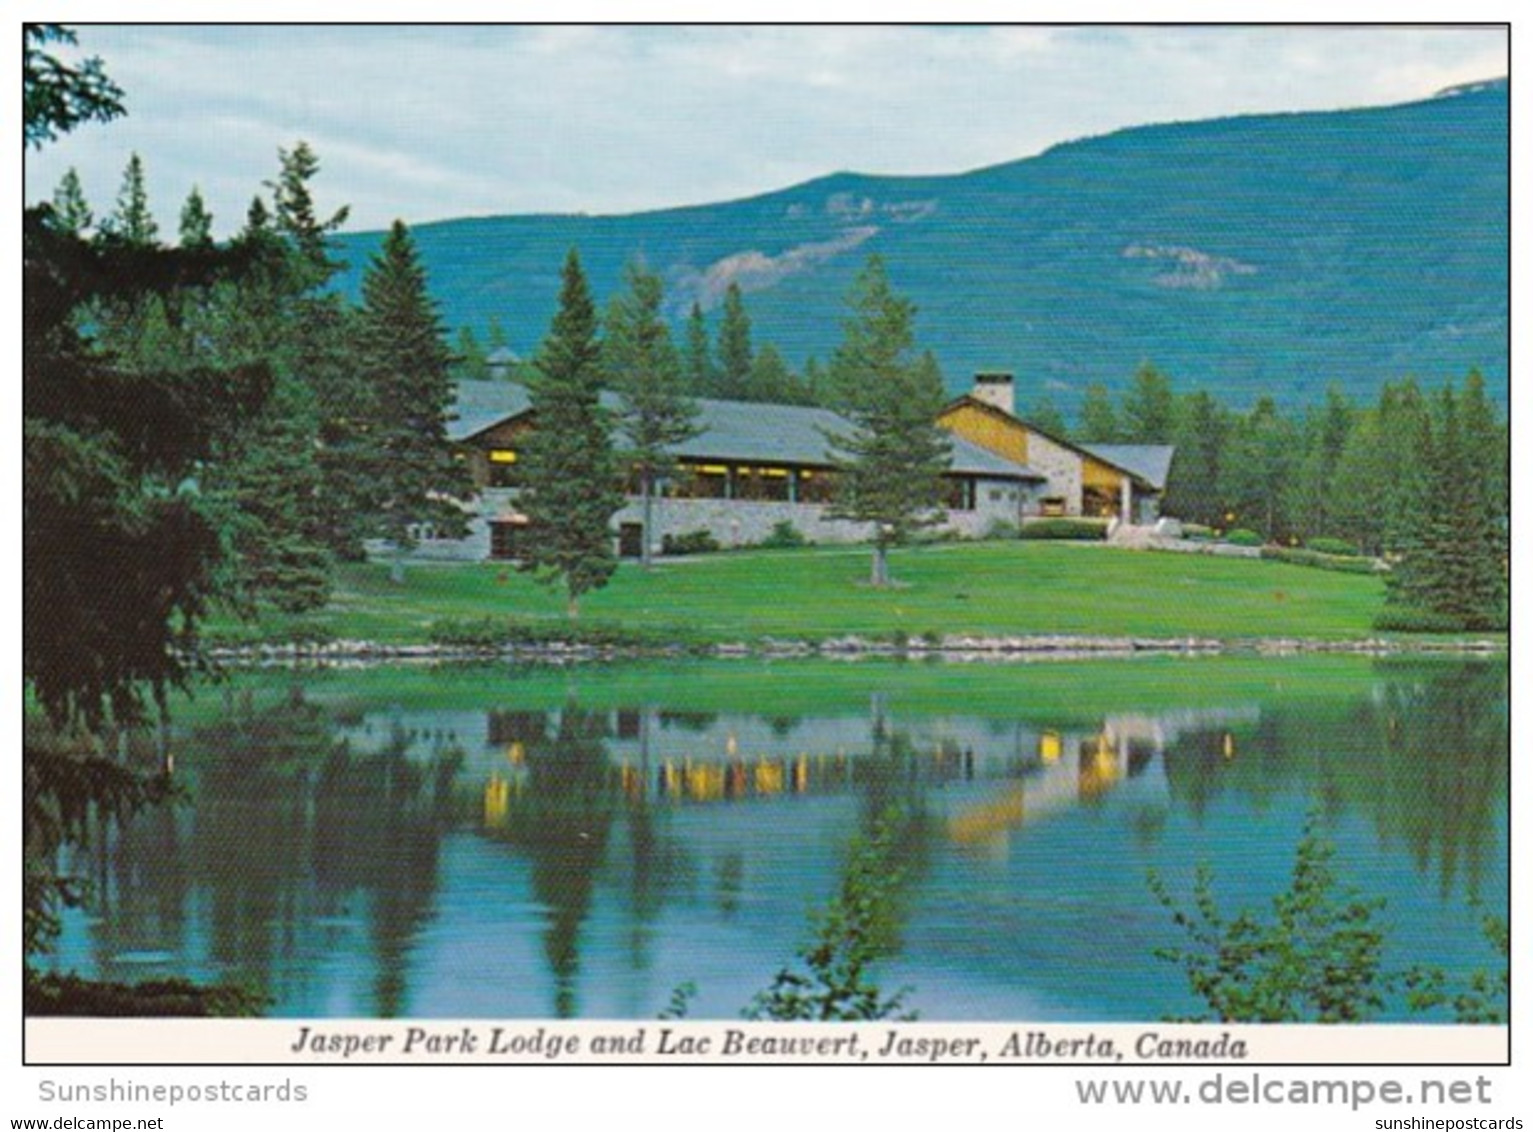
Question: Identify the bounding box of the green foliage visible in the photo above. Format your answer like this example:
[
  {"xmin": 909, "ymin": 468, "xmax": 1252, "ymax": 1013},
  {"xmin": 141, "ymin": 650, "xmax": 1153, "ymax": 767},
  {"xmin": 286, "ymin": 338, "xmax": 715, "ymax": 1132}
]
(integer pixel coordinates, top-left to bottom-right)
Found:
[
  {"xmin": 99, "ymin": 152, "xmax": 158, "ymax": 245},
  {"xmin": 1404, "ymin": 915, "xmax": 1508, "ymax": 1024},
  {"xmin": 759, "ymin": 520, "xmax": 809, "ymax": 549},
  {"xmin": 178, "ymin": 185, "xmax": 214, "ymax": 249},
  {"xmin": 1306, "ymin": 536, "xmax": 1361, "ymax": 557},
  {"xmin": 1384, "ymin": 379, "xmax": 1507, "ymax": 630},
  {"xmin": 982, "ymin": 519, "xmax": 1021, "ymax": 540},
  {"xmin": 353, "ymin": 219, "xmax": 473, "ymax": 552},
  {"xmin": 1122, "ymin": 361, "xmax": 1176, "ymax": 443},
  {"xmin": 1149, "ymin": 812, "xmax": 1398, "ymax": 1022},
  {"xmin": 824, "ymin": 255, "xmax": 952, "ymax": 586},
  {"xmin": 715, "ymin": 282, "xmax": 753, "ymax": 399},
  {"xmin": 25, "ymin": 972, "xmax": 268, "ymax": 1017},
  {"xmin": 681, "ymin": 302, "xmax": 715, "ymax": 396},
  {"xmin": 1260, "ymin": 546, "xmax": 1380, "ymax": 576},
  {"xmin": 1223, "ymin": 528, "xmax": 1264, "ymax": 547},
  {"xmin": 1371, "ymin": 606, "xmax": 1469, "ymax": 634},
  {"xmin": 1077, "ymin": 382, "xmax": 1120, "ymax": 443},
  {"xmin": 744, "ymin": 814, "xmax": 917, "ymax": 1022},
  {"xmin": 24, "ymin": 25, "xmax": 124, "ymax": 149},
  {"xmin": 49, "ymin": 167, "xmax": 94, "ymax": 236},
  {"xmin": 1019, "ymin": 518, "xmax": 1107, "ymax": 540},
  {"xmin": 661, "ymin": 529, "xmax": 722, "ymax": 556},
  {"xmin": 606, "ymin": 261, "xmax": 701, "ymax": 567},
  {"xmin": 516, "ymin": 250, "xmax": 624, "ymax": 615}
]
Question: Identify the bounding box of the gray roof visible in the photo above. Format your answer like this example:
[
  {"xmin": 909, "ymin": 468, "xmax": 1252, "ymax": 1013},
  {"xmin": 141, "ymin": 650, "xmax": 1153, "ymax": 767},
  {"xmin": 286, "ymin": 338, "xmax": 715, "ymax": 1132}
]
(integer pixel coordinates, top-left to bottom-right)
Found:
[
  {"xmin": 449, "ymin": 382, "xmax": 1043, "ymax": 481},
  {"xmin": 1082, "ymin": 444, "xmax": 1176, "ymax": 491}
]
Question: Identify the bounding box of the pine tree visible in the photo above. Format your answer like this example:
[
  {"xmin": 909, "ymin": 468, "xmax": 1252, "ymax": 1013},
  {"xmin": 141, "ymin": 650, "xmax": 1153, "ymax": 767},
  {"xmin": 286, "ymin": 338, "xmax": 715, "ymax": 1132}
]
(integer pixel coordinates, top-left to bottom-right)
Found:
[
  {"xmin": 744, "ymin": 343, "xmax": 808, "ymax": 404},
  {"xmin": 178, "ymin": 186, "xmax": 214, "ymax": 249},
  {"xmin": 99, "ymin": 152, "xmax": 158, "ymax": 245},
  {"xmin": 1078, "ymin": 382, "xmax": 1120, "ymax": 443},
  {"xmin": 204, "ymin": 374, "xmax": 333, "ymax": 612},
  {"xmin": 716, "ymin": 283, "xmax": 753, "ymax": 400},
  {"xmin": 49, "ymin": 167, "xmax": 93, "ymax": 235},
  {"xmin": 1222, "ymin": 397, "xmax": 1301, "ymax": 539},
  {"xmin": 682, "ymin": 302, "xmax": 715, "ymax": 396},
  {"xmin": 25, "ymin": 27, "xmax": 273, "ymax": 982},
  {"xmin": 824, "ymin": 255, "xmax": 952, "ymax": 586},
  {"xmin": 1163, "ymin": 390, "xmax": 1230, "ymax": 527},
  {"xmin": 354, "ymin": 220, "xmax": 474, "ymax": 572},
  {"xmin": 517, "ymin": 249, "xmax": 624, "ymax": 616},
  {"xmin": 1121, "ymin": 362, "xmax": 1176, "ymax": 443},
  {"xmin": 1025, "ymin": 392, "xmax": 1069, "ymax": 438},
  {"xmin": 605, "ymin": 262, "xmax": 700, "ymax": 567}
]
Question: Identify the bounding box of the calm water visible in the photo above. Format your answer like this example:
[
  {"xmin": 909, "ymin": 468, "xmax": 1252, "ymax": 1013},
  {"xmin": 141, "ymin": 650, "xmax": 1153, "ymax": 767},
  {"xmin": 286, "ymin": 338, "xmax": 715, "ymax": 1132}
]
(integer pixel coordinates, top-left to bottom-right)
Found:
[{"xmin": 50, "ymin": 657, "xmax": 1507, "ymax": 1021}]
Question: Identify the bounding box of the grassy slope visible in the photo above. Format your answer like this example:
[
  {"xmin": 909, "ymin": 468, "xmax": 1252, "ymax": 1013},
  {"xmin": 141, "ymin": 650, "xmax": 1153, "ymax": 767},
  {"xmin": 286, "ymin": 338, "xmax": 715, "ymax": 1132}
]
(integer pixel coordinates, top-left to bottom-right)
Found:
[
  {"xmin": 180, "ymin": 653, "xmax": 1474, "ymax": 729},
  {"xmin": 210, "ymin": 541, "xmax": 1388, "ymax": 644}
]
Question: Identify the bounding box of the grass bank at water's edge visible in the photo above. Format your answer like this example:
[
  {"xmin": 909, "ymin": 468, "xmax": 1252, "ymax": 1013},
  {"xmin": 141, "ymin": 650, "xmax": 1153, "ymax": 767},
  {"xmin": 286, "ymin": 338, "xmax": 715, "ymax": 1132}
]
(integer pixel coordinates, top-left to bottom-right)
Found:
[{"xmin": 205, "ymin": 541, "xmax": 1403, "ymax": 646}]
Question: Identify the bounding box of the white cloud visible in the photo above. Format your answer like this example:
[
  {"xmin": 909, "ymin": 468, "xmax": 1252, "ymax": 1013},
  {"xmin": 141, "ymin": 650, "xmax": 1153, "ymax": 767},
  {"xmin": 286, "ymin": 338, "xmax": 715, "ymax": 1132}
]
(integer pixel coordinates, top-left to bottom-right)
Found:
[{"xmin": 24, "ymin": 24, "xmax": 1508, "ymax": 236}]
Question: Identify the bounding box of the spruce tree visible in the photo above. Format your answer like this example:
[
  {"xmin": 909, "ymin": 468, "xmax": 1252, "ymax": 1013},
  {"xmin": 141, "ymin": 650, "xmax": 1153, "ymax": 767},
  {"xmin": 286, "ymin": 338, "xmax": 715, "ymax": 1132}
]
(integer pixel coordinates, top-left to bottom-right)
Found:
[
  {"xmin": 1078, "ymin": 382, "xmax": 1120, "ymax": 442},
  {"xmin": 49, "ymin": 167, "xmax": 93, "ymax": 235},
  {"xmin": 605, "ymin": 262, "xmax": 700, "ymax": 567},
  {"xmin": 99, "ymin": 151, "xmax": 157, "ymax": 245},
  {"xmin": 1163, "ymin": 390, "xmax": 1230, "ymax": 527},
  {"xmin": 178, "ymin": 186, "xmax": 214, "ymax": 249},
  {"xmin": 824, "ymin": 255, "xmax": 952, "ymax": 586},
  {"xmin": 1121, "ymin": 362, "xmax": 1176, "ymax": 443},
  {"xmin": 682, "ymin": 302, "xmax": 715, "ymax": 397},
  {"xmin": 517, "ymin": 249, "xmax": 624, "ymax": 616},
  {"xmin": 716, "ymin": 282, "xmax": 753, "ymax": 400},
  {"xmin": 354, "ymin": 219, "xmax": 474, "ymax": 572}
]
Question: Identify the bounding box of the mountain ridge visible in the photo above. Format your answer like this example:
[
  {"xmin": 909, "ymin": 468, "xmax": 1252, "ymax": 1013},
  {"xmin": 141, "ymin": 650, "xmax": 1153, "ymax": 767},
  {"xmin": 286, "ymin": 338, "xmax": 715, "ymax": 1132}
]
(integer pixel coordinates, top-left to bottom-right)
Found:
[{"xmin": 334, "ymin": 83, "xmax": 1508, "ymax": 410}]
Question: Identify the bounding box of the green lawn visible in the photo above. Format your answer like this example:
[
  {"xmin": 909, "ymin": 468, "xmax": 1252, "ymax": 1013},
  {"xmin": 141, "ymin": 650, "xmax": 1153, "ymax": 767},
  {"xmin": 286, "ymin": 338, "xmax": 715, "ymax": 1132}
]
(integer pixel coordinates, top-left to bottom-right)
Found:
[{"xmin": 209, "ymin": 541, "xmax": 1394, "ymax": 645}]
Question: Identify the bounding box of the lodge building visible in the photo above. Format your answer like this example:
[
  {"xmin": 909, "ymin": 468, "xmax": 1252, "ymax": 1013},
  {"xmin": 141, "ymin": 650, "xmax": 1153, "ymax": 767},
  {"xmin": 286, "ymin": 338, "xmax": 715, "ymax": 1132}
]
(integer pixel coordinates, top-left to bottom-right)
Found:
[{"xmin": 412, "ymin": 373, "xmax": 1173, "ymax": 561}]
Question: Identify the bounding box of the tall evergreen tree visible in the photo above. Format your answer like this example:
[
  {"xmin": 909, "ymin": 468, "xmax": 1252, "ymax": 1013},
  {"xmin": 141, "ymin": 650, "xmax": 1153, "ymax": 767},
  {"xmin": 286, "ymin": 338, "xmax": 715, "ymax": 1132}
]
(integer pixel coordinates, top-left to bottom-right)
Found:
[
  {"xmin": 824, "ymin": 255, "xmax": 952, "ymax": 586},
  {"xmin": 354, "ymin": 220, "xmax": 474, "ymax": 571},
  {"xmin": 517, "ymin": 250, "xmax": 624, "ymax": 616},
  {"xmin": 1025, "ymin": 392, "xmax": 1070, "ymax": 438},
  {"xmin": 605, "ymin": 262, "xmax": 700, "ymax": 567},
  {"xmin": 49, "ymin": 167, "xmax": 93, "ymax": 235},
  {"xmin": 715, "ymin": 283, "xmax": 753, "ymax": 400},
  {"xmin": 744, "ymin": 343, "xmax": 810, "ymax": 404},
  {"xmin": 1121, "ymin": 362, "xmax": 1176, "ymax": 443},
  {"xmin": 1222, "ymin": 397, "xmax": 1301, "ymax": 539},
  {"xmin": 178, "ymin": 185, "xmax": 214, "ymax": 249},
  {"xmin": 682, "ymin": 302, "xmax": 715, "ymax": 397},
  {"xmin": 99, "ymin": 151, "xmax": 157, "ymax": 245},
  {"xmin": 1078, "ymin": 382, "xmax": 1121, "ymax": 443},
  {"xmin": 24, "ymin": 27, "xmax": 273, "ymax": 987},
  {"xmin": 1163, "ymin": 390, "xmax": 1230, "ymax": 527}
]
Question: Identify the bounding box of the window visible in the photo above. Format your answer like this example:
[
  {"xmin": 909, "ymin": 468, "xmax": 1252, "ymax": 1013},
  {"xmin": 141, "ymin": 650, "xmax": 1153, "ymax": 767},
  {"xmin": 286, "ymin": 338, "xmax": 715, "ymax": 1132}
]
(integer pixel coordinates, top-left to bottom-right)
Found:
[{"xmin": 942, "ymin": 477, "xmax": 977, "ymax": 511}]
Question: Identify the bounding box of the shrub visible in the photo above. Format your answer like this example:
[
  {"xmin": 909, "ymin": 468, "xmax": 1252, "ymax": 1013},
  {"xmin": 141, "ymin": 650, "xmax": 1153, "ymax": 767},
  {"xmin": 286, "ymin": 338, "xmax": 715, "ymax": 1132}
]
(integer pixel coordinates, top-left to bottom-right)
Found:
[
  {"xmin": 759, "ymin": 520, "xmax": 808, "ymax": 550},
  {"xmin": 1371, "ymin": 606, "xmax": 1467, "ymax": 634},
  {"xmin": 661, "ymin": 529, "xmax": 722, "ymax": 556},
  {"xmin": 1179, "ymin": 523, "xmax": 1215, "ymax": 542},
  {"xmin": 1222, "ymin": 528, "xmax": 1264, "ymax": 547},
  {"xmin": 1019, "ymin": 518, "xmax": 1108, "ymax": 541},
  {"xmin": 1149, "ymin": 811, "xmax": 1398, "ymax": 1022},
  {"xmin": 745, "ymin": 812, "xmax": 917, "ymax": 1021},
  {"xmin": 1306, "ymin": 536, "xmax": 1362, "ymax": 557},
  {"xmin": 1260, "ymin": 546, "xmax": 1382, "ymax": 575},
  {"xmin": 982, "ymin": 519, "xmax": 1020, "ymax": 541}
]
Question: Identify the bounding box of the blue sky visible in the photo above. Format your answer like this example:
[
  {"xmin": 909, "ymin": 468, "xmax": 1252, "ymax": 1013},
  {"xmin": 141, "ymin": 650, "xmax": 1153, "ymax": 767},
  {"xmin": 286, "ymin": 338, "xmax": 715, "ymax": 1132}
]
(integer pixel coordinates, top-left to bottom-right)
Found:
[{"xmin": 25, "ymin": 24, "xmax": 1508, "ymax": 237}]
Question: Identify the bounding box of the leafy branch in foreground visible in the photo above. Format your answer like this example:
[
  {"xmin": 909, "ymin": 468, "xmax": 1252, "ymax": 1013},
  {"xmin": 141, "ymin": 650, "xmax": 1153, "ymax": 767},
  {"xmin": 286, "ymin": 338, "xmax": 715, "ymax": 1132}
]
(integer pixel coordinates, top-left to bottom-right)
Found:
[
  {"xmin": 1149, "ymin": 810, "xmax": 1396, "ymax": 1022},
  {"xmin": 1150, "ymin": 809, "xmax": 1507, "ymax": 1024},
  {"xmin": 744, "ymin": 811, "xmax": 917, "ymax": 1021}
]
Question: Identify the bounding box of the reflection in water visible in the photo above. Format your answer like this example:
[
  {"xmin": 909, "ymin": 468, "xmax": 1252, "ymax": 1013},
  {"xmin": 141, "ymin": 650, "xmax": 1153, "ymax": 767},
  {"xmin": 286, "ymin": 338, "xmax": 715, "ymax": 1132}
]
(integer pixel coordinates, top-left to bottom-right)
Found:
[{"xmin": 50, "ymin": 660, "xmax": 1507, "ymax": 1020}]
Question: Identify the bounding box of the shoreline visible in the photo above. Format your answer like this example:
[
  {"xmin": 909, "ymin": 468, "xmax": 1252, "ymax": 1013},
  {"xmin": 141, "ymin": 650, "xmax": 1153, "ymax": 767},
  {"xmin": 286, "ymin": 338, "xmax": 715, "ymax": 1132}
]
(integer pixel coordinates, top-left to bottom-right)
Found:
[{"xmin": 197, "ymin": 632, "xmax": 1507, "ymax": 667}]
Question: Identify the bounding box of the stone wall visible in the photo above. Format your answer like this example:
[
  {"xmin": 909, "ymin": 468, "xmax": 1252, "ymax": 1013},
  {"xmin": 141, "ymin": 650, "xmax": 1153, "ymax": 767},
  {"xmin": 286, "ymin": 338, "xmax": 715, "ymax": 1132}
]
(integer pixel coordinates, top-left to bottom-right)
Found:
[
  {"xmin": 389, "ymin": 477, "xmax": 1029, "ymax": 562},
  {"xmin": 1024, "ymin": 431, "xmax": 1084, "ymax": 514}
]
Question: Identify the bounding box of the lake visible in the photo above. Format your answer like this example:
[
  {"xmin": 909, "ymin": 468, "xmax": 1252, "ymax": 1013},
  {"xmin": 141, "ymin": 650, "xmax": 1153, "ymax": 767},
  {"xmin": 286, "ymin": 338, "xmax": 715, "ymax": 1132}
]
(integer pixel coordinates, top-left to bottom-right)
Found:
[{"xmin": 48, "ymin": 655, "xmax": 1507, "ymax": 1022}]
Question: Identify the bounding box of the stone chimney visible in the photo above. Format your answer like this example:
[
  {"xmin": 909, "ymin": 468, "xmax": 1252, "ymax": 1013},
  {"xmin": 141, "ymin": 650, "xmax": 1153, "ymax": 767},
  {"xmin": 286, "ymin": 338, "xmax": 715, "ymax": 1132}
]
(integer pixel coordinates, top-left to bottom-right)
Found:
[{"xmin": 972, "ymin": 372, "xmax": 1016, "ymax": 417}]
